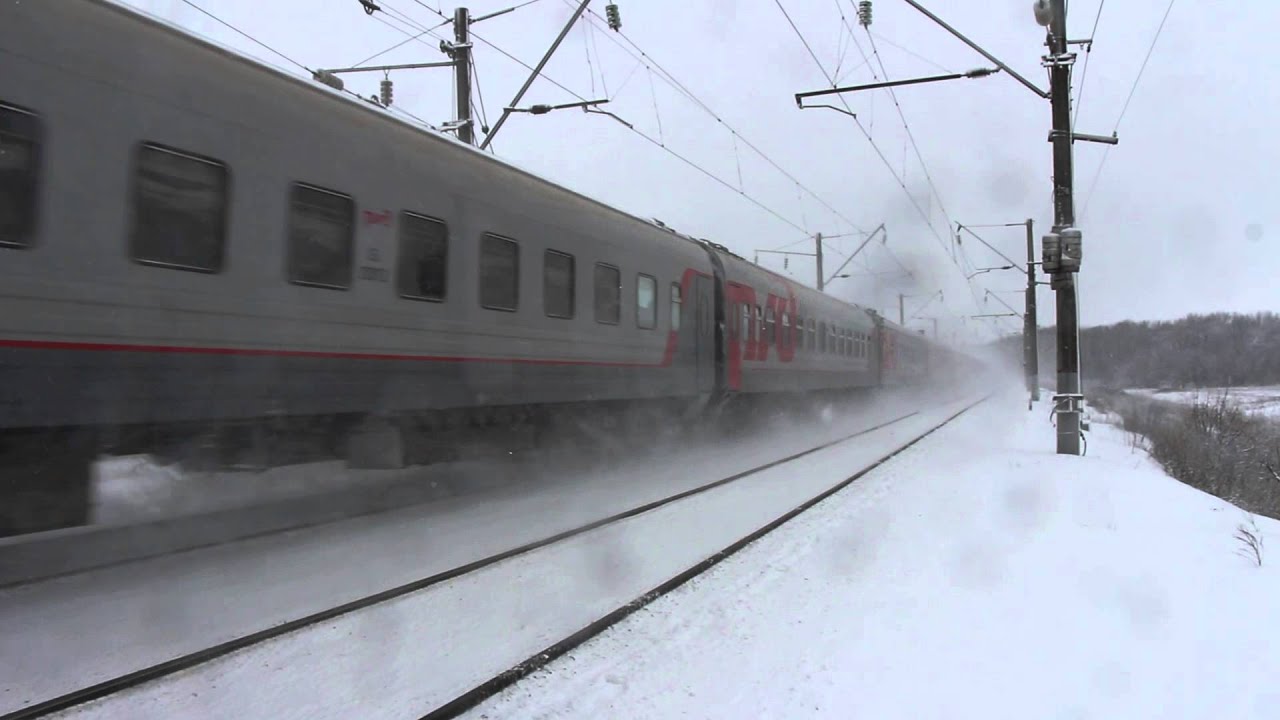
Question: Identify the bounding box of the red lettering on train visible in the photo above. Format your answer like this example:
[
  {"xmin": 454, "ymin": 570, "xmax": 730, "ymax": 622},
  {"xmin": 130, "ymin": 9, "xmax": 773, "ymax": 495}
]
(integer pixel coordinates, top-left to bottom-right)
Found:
[{"xmin": 363, "ymin": 209, "xmax": 393, "ymax": 226}]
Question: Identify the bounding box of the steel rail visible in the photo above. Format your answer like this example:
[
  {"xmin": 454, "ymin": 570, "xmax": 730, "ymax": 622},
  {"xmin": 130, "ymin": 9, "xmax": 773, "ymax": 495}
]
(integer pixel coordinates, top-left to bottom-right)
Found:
[
  {"xmin": 4, "ymin": 407, "xmax": 931, "ymax": 720},
  {"xmin": 422, "ymin": 394, "xmax": 989, "ymax": 719}
]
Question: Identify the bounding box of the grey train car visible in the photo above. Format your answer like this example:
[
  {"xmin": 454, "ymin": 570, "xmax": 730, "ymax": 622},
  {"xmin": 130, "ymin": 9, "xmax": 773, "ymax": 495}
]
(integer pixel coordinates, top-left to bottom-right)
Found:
[{"xmin": 0, "ymin": 0, "xmax": 958, "ymax": 535}]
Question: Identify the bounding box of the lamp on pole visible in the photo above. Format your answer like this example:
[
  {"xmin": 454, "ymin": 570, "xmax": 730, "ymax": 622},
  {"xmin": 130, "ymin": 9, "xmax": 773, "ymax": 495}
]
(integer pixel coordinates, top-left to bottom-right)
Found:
[{"xmin": 965, "ymin": 265, "xmax": 1015, "ymax": 279}]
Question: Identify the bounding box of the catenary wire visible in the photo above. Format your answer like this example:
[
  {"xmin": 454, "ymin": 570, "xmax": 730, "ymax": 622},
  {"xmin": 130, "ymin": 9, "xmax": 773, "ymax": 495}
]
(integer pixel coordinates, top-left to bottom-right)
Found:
[
  {"xmin": 776, "ymin": 0, "xmax": 954, "ymax": 261},
  {"xmin": 177, "ymin": 0, "xmax": 312, "ymax": 73},
  {"xmin": 1080, "ymin": 0, "xmax": 1177, "ymax": 219},
  {"xmin": 864, "ymin": 29, "xmax": 956, "ymax": 246},
  {"xmin": 381, "ymin": 0, "xmax": 817, "ymax": 236},
  {"xmin": 1071, "ymin": 0, "xmax": 1105, "ymax": 130},
  {"xmin": 569, "ymin": 0, "xmax": 870, "ymax": 235}
]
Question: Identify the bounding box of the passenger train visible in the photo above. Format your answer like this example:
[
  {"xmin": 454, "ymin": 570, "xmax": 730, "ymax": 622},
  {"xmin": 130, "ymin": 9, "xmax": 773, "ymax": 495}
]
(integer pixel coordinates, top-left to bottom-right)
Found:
[{"xmin": 0, "ymin": 0, "xmax": 966, "ymax": 536}]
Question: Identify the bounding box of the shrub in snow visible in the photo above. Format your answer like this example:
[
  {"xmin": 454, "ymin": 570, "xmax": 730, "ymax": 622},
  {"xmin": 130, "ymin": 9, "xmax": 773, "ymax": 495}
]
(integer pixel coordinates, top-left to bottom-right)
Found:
[
  {"xmin": 1092, "ymin": 390, "xmax": 1280, "ymax": 520},
  {"xmin": 1236, "ymin": 515, "xmax": 1264, "ymax": 567}
]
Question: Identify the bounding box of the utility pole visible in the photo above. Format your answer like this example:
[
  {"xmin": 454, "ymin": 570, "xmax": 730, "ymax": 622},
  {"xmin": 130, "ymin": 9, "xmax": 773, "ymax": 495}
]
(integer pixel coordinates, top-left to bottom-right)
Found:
[
  {"xmin": 898, "ymin": 293, "xmax": 905, "ymax": 325},
  {"xmin": 1044, "ymin": 0, "xmax": 1083, "ymax": 455},
  {"xmin": 811, "ymin": 0, "xmax": 1119, "ymax": 454},
  {"xmin": 1024, "ymin": 218, "xmax": 1040, "ymax": 403},
  {"xmin": 453, "ymin": 7, "xmax": 474, "ymax": 145},
  {"xmin": 815, "ymin": 232, "xmax": 825, "ymax": 291}
]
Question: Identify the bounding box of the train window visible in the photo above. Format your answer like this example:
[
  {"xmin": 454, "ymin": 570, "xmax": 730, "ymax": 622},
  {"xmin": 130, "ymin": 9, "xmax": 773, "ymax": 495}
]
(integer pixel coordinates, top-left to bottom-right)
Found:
[
  {"xmin": 288, "ymin": 183, "xmax": 354, "ymax": 289},
  {"xmin": 636, "ymin": 274, "xmax": 657, "ymax": 329},
  {"xmin": 0, "ymin": 102, "xmax": 41, "ymax": 249},
  {"xmin": 740, "ymin": 304, "xmax": 750, "ymax": 343},
  {"xmin": 808, "ymin": 319, "xmax": 817, "ymax": 352},
  {"xmin": 818, "ymin": 322, "xmax": 827, "ymax": 353},
  {"xmin": 794, "ymin": 315, "xmax": 804, "ymax": 351},
  {"xmin": 397, "ymin": 212, "xmax": 447, "ymax": 301},
  {"xmin": 670, "ymin": 283, "xmax": 682, "ymax": 331},
  {"xmin": 131, "ymin": 143, "xmax": 229, "ymax": 272},
  {"xmin": 593, "ymin": 263, "xmax": 620, "ymax": 324},
  {"xmin": 543, "ymin": 250, "xmax": 575, "ymax": 318},
  {"xmin": 781, "ymin": 313, "xmax": 791, "ymax": 349},
  {"xmin": 480, "ymin": 233, "xmax": 519, "ymax": 311},
  {"xmin": 764, "ymin": 307, "xmax": 776, "ymax": 347}
]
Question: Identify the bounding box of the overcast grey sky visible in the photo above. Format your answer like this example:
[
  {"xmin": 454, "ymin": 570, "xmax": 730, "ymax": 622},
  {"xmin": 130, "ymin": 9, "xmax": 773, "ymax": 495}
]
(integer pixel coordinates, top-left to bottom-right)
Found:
[{"xmin": 125, "ymin": 0, "xmax": 1278, "ymax": 342}]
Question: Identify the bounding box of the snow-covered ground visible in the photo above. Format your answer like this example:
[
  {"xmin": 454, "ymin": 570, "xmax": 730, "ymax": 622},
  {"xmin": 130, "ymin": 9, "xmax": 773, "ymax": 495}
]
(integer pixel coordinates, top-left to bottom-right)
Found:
[
  {"xmin": 470, "ymin": 392, "xmax": 1280, "ymax": 720},
  {"xmin": 1130, "ymin": 385, "xmax": 1280, "ymax": 419},
  {"xmin": 4, "ymin": 390, "xmax": 966, "ymax": 718},
  {"xmin": 22, "ymin": 386, "xmax": 1279, "ymax": 720}
]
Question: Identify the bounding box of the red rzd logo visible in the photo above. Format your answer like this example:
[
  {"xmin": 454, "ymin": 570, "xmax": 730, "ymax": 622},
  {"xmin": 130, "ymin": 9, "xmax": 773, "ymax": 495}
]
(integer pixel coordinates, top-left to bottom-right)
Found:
[{"xmin": 363, "ymin": 209, "xmax": 393, "ymax": 226}]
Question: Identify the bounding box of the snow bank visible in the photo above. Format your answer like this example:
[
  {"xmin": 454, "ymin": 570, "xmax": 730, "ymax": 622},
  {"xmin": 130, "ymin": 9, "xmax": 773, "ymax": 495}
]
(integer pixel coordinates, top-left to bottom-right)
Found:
[
  {"xmin": 1130, "ymin": 386, "xmax": 1280, "ymax": 419},
  {"xmin": 471, "ymin": 392, "xmax": 1280, "ymax": 720}
]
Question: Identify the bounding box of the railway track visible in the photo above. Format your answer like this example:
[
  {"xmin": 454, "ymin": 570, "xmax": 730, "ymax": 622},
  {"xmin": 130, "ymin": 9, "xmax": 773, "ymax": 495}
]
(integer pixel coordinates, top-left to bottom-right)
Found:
[
  {"xmin": 3, "ymin": 398, "xmax": 982, "ymax": 720},
  {"xmin": 423, "ymin": 395, "xmax": 987, "ymax": 720}
]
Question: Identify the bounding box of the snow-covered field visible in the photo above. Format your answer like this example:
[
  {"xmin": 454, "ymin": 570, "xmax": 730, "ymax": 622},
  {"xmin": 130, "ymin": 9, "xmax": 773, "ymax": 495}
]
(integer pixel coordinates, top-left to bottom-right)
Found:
[
  {"xmin": 470, "ymin": 392, "xmax": 1280, "ymax": 720},
  {"xmin": 1130, "ymin": 385, "xmax": 1280, "ymax": 419},
  {"xmin": 19, "ymin": 387, "xmax": 1280, "ymax": 720}
]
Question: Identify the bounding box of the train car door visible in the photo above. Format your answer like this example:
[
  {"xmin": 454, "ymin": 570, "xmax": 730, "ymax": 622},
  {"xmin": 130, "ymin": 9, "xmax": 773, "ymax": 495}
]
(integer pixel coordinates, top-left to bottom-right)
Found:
[{"xmin": 695, "ymin": 275, "xmax": 715, "ymax": 393}]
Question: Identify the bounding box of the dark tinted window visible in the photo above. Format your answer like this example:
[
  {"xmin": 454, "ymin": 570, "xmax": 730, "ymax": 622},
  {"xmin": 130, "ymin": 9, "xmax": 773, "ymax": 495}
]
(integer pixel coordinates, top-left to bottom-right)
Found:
[
  {"xmin": 544, "ymin": 250, "xmax": 575, "ymax": 318},
  {"xmin": 398, "ymin": 212, "xmax": 447, "ymax": 301},
  {"xmin": 0, "ymin": 102, "xmax": 40, "ymax": 248},
  {"xmin": 131, "ymin": 143, "xmax": 229, "ymax": 272},
  {"xmin": 594, "ymin": 263, "xmax": 620, "ymax": 324},
  {"xmin": 636, "ymin": 274, "xmax": 657, "ymax": 329},
  {"xmin": 288, "ymin": 183, "xmax": 354, "ymax": 289},
  {"xmin": 670, "ymin": 283, "xmax": 682, "ymax": 331},
  {"xmin": 480, "ymin": 233, "xmax": 519, "ymax": 311}
]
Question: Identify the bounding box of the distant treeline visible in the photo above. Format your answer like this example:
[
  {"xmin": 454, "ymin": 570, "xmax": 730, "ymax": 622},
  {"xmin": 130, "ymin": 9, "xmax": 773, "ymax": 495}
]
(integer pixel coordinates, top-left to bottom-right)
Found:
[{"xmin": 994, "ymin": 312, "xmax": 1280, "ymax": 389}]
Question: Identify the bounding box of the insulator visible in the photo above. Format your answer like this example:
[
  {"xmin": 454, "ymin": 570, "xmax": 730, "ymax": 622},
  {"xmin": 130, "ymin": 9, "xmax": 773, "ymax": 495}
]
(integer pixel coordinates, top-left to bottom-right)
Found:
[
  {"xmin": 857, "ymin": 0, "xmax": 872, "ymax": 27},
  {"xmin": 380, "ymin": 78, "xmax": 393, "ymax": 106},
  {"xmin": 605, "ymin": 2, "xmax": 622, "ymax": 31}
]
